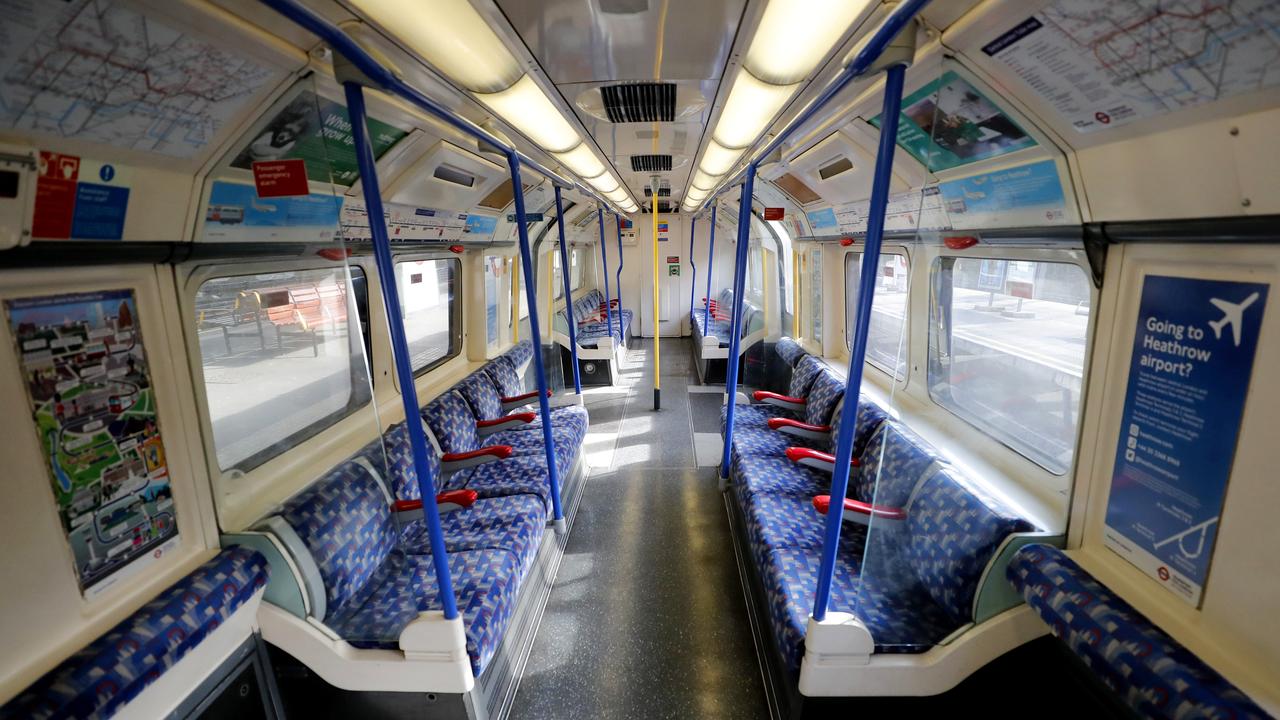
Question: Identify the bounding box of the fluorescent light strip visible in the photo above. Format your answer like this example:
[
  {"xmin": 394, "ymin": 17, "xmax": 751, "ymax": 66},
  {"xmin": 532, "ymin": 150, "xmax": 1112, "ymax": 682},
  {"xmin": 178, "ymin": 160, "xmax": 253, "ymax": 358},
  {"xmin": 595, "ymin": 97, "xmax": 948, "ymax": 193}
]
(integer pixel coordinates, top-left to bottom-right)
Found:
[
  {"xmin": 744, "ymin": 0, "xmax": 875, "ymax": 85},
  {"xmin": 554, "ymin": 143, "xmax": 606, "ymax": 180},
  {"xmin": 588, "ymin": 172, "xmax": 620, "ymax": 194},
  {"xmin": 699, "ymin": 140, "xmax": 744, "ymax": 176},
  {"xmin": 477, "ymin": 75, "xmax": 581, "ymax": 154},
  {"xmin": 712, "ymin": 70, "xmax": 799, "ymax": 150}
]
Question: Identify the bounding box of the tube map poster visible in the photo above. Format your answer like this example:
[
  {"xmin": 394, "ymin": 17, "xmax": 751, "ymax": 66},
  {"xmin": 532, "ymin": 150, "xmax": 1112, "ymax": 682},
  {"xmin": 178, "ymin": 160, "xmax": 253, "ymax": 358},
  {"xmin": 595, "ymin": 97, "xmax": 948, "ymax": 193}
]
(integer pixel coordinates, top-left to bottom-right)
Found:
[{"xmin": 6, "ymin": 290, "xmax": 178, "ymax": 595}]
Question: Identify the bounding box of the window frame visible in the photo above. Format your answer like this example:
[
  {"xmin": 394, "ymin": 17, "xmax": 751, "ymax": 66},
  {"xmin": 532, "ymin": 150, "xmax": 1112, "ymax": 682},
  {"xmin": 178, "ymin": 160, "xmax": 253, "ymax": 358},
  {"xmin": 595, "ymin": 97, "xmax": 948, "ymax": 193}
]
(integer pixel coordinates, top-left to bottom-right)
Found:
[
  {"xmin": 808, "ymin": 246, "xmax": 822, "ymax": 344},
  {"xmin": 393, "ymin": 253, "xmax": 463, "ymax": 377},
  {"xmin": 844, "ymin": 248, "xmax": 911, "ymax": 381},
  {"xmin": 926, "ymin": 252, "xmax": 1093, "ymax": 475},
  {"xmin": 186, "ymin": 259, "xmax": 374, "ymax": 475}
]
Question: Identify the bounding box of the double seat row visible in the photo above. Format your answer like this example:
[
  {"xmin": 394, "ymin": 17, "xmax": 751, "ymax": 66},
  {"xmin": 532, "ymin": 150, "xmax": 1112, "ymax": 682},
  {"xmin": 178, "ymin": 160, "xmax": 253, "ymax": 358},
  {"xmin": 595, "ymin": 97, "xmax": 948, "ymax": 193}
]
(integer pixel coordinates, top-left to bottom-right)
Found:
[
  {"xmin": 250, "ymin": 339, "xmax": 590, "ymax": 692},
  {"xmin": 556, "ymin": 288, "xmax": 631, "ymax": 349},
  {"xmin": 692, "ymin": 287, "xmax": 762, "ymax": 350},
  {"xmin": 723, "ymin": 338, "xmax": 1045, "ymax": 692}
]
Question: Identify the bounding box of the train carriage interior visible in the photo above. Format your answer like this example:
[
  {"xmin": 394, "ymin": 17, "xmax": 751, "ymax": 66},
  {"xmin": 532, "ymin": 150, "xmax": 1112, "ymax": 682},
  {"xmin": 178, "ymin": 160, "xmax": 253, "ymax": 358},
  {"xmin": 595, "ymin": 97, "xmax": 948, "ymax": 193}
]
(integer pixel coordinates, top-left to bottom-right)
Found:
[{"xmin": 1, "ymin": 0, "xmax": 1278, "ymax": 718}]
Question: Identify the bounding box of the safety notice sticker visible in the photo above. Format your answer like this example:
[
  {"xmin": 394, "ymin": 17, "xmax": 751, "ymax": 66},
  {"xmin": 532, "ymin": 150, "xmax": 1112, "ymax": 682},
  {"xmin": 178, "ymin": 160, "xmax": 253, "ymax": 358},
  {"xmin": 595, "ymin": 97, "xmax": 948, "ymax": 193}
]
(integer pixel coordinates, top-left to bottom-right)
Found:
[{"xmin": 1104, "ymin": 275, "xmax": 1268, "ymax": 606}]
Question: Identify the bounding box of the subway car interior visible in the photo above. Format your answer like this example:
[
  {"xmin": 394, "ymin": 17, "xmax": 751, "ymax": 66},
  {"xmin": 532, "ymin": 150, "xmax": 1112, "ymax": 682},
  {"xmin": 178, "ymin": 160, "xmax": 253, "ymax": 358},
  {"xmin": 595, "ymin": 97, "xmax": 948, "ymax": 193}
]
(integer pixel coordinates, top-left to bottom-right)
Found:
[{"xmin": 0, "ymin": 0, "xmax": 1277, "ymax": 718}]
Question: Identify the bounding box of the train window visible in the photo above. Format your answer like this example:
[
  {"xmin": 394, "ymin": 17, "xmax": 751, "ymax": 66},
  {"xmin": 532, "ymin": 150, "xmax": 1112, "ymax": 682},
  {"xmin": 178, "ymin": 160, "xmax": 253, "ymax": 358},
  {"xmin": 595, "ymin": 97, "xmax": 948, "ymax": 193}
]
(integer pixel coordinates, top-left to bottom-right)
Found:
[
  {"xmin": 845, "ymin": 252, "xmax": 909, "ymax": 379},
  {"xmin": 553, "ymin": 251, "xmax": 564, "ymax": 299},
  {"xmin": 570, "ymin": 247, "xmax": 583, "ymax": 291},
  {"xmin": 928, "ymin": 258, "xmax": 1090, "ymax": 474},
  {"xmin": 194, "ymin": 266, "xmax": 371, "ymax": 471},
  {"xmin": 747, "ymin": 245, "xmax": 764, "ymax": 304},
  {"xmin": 769, "ymin": 220, "xmax": 794, "ymax": 314},
  {"xmin": 396, "ymin": 258, "xmax": 461, "ymax": 374},
  {"xmin": 808, "ymin": 247, "xmax": 822, "ymax": 342}
]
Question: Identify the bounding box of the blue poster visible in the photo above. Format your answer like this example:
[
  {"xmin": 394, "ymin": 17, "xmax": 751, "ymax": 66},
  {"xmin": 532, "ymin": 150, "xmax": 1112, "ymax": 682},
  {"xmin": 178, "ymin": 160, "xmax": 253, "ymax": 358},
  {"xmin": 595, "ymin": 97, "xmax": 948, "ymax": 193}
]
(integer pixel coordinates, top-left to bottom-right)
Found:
[
  {"xmin": 70, "ymin": 183, "xmax": 130, "ymax": 240},
  {"xmin": 202, "ymin": 181, "xmax": 343, "ymax": 243},
  {"xmin": 937, "ymin": 159, "xmax": 1068, "ymax": 228},
  {"xmin": 465, "ymin": 214, "xmax": 499, "ymax": 239},
  {"xmin": 1104, "ymin": 275, "xmax": 1268, "ymax": 606},
  {"xmin": 806, "ymin": 207, "xmax": 838, "ymax": 232}
]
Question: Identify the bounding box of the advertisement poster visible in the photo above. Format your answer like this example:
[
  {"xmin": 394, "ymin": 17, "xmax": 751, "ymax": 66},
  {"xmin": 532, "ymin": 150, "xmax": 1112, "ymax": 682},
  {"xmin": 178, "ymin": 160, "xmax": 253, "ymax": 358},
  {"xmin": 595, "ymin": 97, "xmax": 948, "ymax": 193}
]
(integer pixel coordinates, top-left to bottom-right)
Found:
[
  {"xmin": 1104, "ymin": 275, "xmax": 1269, "ymax": 606},
  {"xmin": 6, "ymin": 291, "xmax": 179, "ymax": 595},
  {"xmin": 202, "ymin": 181, "xmax": 343, "ymax": 243},
  {"xmin": 230, "ymin": 90, "xmax": 407, "ymax": 186},
  {"xmin": 937, "ymin": 159, "xmax": 1069, "ymax": 228},
  {"xmin": 873, "ymin": 70, "xmax": 1037, "ymax": 171},
  {"xmin": 806, "ymin": 207, "xmax": 838, "ymax": 232}
]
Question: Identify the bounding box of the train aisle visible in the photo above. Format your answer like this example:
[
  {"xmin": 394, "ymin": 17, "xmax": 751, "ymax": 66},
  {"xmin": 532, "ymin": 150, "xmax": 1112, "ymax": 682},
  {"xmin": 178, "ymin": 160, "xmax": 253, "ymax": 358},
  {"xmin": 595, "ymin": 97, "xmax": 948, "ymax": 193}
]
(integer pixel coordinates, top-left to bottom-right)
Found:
[{"xmin": 512, "ymin": 341, "xmax": 768, "ymax": 720}]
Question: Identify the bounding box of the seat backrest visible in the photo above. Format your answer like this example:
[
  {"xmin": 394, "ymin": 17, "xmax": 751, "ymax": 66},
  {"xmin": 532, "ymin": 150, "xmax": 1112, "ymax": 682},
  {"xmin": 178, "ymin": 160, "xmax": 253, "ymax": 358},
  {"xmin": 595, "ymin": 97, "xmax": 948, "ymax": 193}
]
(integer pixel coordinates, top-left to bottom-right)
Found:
[
  {"xmin": 827, "ymin": 394, "xmax": 889, "ymax": 455},
  {"xmin": 422, "ymin": 390, "xmax": 481, "ymax": 455},
  {"xmin": 280, "ymin": 459, "xmax": 397, "ymax": 613},
  {"xmin": 803, "ymin": 371, "xmax": 845, "ymax": 427},
  {"xmin": 904, "ymin": 466, "xmax": 1035, "ymax": 623},
  {"xmin": 484, "ymin": 355, "xmax": 524, "ymax": 397},
  {"xmin": 361, "ymin": 421, "xmax": 444, "ymax": 500},
  {"xmin": 504, "ymin": 339, "xmax": 534, "ymax": 368},
  {"xmin": 789, "ymin": 355, "xmax": 825, "ymax": 397},
  {"xmin": 852, "ymin": 421, "xmax": 940, "ymax": 507},
  {"xmin": 775, "ymin": 337, "xmax": 806, "ymax": 368},
  {"xmin": 457, "ymin": 372, "xmax": 504, "ymax": 421}
]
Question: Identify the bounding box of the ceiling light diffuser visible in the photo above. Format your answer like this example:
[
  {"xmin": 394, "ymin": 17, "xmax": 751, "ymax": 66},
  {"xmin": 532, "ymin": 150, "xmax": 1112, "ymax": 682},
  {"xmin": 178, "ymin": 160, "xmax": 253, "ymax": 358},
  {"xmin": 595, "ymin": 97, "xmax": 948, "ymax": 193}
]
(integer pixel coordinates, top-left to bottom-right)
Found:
[
  {"xmin": 554, "ymin": 143, "xmax": 606, "ymax": 180},
  {"xmin": 588, "ymin": 172, "xmax": 620, "ymax": 194},
  {"xmin": 699, "ymin": 140, "xmax": 744, "ymax": 176},
  {"xmin": 713, "ymin": 70, "xmax": 799, "ymax": 150},
  {"xmin": 477, "ymin": 75, "xmax": 582, "ymax": 154},
  {"xmin": 744, "ymin": 0, "xmax": 874, "ymax": 85}
]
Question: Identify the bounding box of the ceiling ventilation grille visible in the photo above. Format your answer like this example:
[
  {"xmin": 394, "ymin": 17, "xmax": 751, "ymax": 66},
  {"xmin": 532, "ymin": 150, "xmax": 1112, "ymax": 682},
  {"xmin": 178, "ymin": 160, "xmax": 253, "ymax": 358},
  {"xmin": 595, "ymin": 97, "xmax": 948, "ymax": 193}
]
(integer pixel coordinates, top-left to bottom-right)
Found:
[
  {"xmin": 601, "ymin": 83, "xmax": 676, "ymax": 123},
  {"xmin": 631, "ymin": 154, "xmax": 672, "ymax": 173},
  {"xmin": 642, "ymin": 185, "xmax": 672, "ymax": 197},
  {"xmin": 641, "ymin": 201, "xmax": 677, "ymax": 213}
]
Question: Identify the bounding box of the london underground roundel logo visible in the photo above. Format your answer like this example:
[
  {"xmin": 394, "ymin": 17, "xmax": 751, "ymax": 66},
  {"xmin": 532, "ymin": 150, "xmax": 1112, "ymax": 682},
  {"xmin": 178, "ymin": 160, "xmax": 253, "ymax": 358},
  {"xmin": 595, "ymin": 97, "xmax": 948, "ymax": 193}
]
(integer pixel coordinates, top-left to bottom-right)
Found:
[
  {"xmin": 1095, "ymin": 111, "xmax": 1111, "ymax": 124},
  {"xmin": 1157, "ymin": 566, "xmax": 1170, "ymax": 581}
]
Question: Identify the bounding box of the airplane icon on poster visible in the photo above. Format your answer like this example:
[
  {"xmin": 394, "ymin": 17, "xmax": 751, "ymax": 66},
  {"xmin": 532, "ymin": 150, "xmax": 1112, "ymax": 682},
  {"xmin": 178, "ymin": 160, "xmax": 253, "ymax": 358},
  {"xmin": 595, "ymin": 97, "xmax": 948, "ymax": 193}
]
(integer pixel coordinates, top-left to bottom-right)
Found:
[{"xmin": 1208, "ymin": 292, "xmax": 1260, "ymax": 347}]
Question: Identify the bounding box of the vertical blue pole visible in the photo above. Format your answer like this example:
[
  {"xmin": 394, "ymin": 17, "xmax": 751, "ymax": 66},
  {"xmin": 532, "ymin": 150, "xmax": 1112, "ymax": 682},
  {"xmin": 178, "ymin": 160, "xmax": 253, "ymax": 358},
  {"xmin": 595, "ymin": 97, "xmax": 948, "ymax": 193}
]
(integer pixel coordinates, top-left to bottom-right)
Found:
[
  {"xmin": 614, "ymin": 213, "xmax": 625, "ymax": 339},
  {"xmin": 508, "ymin": 154, "xmax": 565, "ymax": 527},
  {"xmin": 703, "ymin": 202, "xmax": 717, "ymax": 330},
  {"xmin": 688, "ymin": 216, "xmax": 698, "ymax": 324},
  {"xmin": 554, "ymin": 186, "xmax": 581, "ymax": 394},
  {"xmin": 597, "ymin": 209, "xmax": 616, "ymax": 344},
  {"xmin": 812, "ymin": 63, "xmax": 908, "ymax": 620},
  {"xmin": 718, "ymin": 168, "xmax": 757, "ymax": 479},
  {"xmin": 344, "ymin": 82, "xmax": 457, "ymax": 618}
]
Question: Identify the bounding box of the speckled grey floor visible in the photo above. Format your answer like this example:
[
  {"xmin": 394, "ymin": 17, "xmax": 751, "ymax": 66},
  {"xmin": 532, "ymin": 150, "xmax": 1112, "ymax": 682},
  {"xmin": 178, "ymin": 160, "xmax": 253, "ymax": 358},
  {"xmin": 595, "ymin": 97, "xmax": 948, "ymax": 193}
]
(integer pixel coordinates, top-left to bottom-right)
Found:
[{"xmin": 510, "ymin": 340, "xmax": 769, "ymax": 720}]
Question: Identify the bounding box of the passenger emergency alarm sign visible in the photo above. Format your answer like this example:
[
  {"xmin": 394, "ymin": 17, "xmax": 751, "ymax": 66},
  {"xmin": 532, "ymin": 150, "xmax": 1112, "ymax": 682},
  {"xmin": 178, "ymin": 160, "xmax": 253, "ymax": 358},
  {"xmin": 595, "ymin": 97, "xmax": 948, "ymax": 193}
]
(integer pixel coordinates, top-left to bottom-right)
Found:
[{"xmin": 1104, "ymin": 275, "xmax": 1268, "ymax": 606}]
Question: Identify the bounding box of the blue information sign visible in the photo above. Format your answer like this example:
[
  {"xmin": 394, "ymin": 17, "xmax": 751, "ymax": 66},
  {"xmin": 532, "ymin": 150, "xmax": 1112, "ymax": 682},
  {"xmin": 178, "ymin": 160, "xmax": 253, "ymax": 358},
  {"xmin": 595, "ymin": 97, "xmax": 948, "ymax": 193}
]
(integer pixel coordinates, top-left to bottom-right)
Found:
[{"xmin": 1104, "ymin": 275, "xmax": 1268, "ymax": 606}]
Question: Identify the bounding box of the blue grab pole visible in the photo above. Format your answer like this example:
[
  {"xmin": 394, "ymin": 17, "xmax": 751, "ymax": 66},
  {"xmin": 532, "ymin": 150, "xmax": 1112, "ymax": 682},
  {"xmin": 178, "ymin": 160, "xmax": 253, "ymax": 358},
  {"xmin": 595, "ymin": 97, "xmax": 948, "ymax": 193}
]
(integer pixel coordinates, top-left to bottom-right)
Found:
[
  {"xmin": 509, "ymin": 154, "xmax": 565, "ymax": 526},
  {"xmin": 703, "ymin": 203, "xmax": 716, "ymax": 331},
  {"xmin": 554, "ymin": 186, "xmax": 581, "ymax": 394},
  {"xmin": 718, "ymin": 166, "xmax": 756, "ymax": 479},
  {"xmin": 688, "ymin": 216, "xmax": 698, "ymax": 322},
  {"xmin": 812, "ymin": 63, "xmax": 909, "ymax": 621},
  {"xmin": 344, "ymin": 82, "xmax": 458, "ymax": 619},
  {"xmin": 614, "ymin": 214, "xmax": 625, "ymax": 338},
  {"xmin": 597, "ymin": 209, "xmax": 616, "ymax": 344}
]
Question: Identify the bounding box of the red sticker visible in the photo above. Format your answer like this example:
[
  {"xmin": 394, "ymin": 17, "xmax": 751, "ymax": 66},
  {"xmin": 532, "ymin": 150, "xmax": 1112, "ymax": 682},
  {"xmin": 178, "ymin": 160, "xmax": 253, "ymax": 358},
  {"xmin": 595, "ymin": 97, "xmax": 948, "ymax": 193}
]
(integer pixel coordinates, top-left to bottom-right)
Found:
[
  {"xmin": 252, "ymin": 159, "xmax": 310, "ymax": 198},
  {"xmin": 763, "ymin": 207, "xmax": 784, "ymax": 221},
  {"xmin": 666, "ymin": 256, "xmax": 679, "ymax": 264},
  {"xmin": 33, "ymin": 151, "xmax": 80, "ymax": 239}
]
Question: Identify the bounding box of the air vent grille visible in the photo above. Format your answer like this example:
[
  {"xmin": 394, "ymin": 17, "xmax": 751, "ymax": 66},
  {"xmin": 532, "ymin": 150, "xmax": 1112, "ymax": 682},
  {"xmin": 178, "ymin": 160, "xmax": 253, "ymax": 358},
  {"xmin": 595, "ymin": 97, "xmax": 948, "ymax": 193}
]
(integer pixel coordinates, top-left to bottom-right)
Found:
[
  {"xmin": 642, "ymin": 186, "xmax": 672, "ymax": 197},
  {"xmin": 601, "ymin": 83, "xmax": 676, "ymax": 123},
  {"xmin": 641, "ymin": 201, "xmax": 677, "ymax": 213},
  {"xmin": 631, "ymin": 154, "xmax": 672, "ymax": 173}
]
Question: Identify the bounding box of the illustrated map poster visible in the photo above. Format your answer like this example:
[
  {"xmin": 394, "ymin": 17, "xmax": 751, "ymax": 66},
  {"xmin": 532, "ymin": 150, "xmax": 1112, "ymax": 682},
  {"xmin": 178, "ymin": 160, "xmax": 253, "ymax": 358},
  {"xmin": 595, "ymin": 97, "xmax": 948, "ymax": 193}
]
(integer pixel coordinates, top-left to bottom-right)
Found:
[
  {"xmin": 230, "ymin": 89, "xmax": 407, "ymax": 186},
  {"xmin": 0, "ymin": 0, "xmax": 279, "ymax": 158},
  {"xmin": 872, "ymin": 70, "xmax": 1037, "ymax": 171},
  {"xmin": 982, "ymin": 0, "xmax": 1280, "ymax": 133},
  {"xmin": 6, "ymin": 291, "xmax": 179, "ymax": 595},
  {"xmin": 1104, "ymin": 275, "xmax": 1268, "ymax": 606}
]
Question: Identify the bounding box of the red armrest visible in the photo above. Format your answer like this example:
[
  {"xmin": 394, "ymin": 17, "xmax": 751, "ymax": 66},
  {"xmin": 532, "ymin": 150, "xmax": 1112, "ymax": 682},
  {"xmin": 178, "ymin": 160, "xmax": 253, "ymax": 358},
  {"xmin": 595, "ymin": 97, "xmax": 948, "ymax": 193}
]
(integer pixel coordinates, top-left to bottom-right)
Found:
[
  {"xmin": 785, "ymin": 447, "xmax": 860, "ymax": 473},
  {"xmin": 754, "ymin": 391, "xmax": 805, "ymax": 404},
  {"xmin": 442, "ymin": 446, "xmax": 513, "ymax": 462},
  {"xmin": 813, "ymin": 495, "xmax": 906, "ymax": 523},
  {"xmin": 501, "ymin": 390, "xmax": 551, "ymax": 403},
  {"xmin": 393, "ymin": 499, "xmax": 422, "ymax": 512},
  {"xmin": 393, "ymin": 489, "xmax": 478, "ymax": 516},
  {"xmin": 767, "ymin": 418, "xmax": 830, "ymax": 432},
  {"xmin": 477, "ymin": 413, "xmax": 536, "ymax": 428}
]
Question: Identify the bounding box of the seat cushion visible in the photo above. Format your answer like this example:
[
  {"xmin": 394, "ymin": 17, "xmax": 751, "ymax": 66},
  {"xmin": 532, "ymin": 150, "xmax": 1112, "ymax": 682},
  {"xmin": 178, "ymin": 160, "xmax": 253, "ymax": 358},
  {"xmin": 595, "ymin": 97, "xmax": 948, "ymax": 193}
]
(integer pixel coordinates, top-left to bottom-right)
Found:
[
  {"xmin": 1008, "ymin": 545, "xmax": 1269, "ymax": 720},
  {"xmin": 456, "ymin": 372, "xmax": 504, "ymax": 421},
  {"xmin": 400, "ymin": 494, "xmax": 547, "ymax": 578},
  {"xmin": 446, "ymin": 455, "xmax": 563, "ymax": 513},
  {"xmin": 731, "ymin": 454, "xmax": 828, "ymax": 503},
  {"xmin": 484, "ymin": 356, "xmax": 525, "ymax": 397},
  {"xmin": 721, "ymin": 402, "xmax": 803, "ymax": 434},
  {"xmin": 503, "ymin": 339, "xmax": 534, "ymax": 369},
  {"xmin": 2, "ymin": 547, "xmax": 269, "ymax": 720},
  {"xmin": 423, "ymin": 390, "xmax": 482, "ymax": 455},
  {"xmin": 775, "ymin": 337, "xmax": 807, "ymax": 368},
  {"xmin": 488, "ymin": 426, "xmax": 580, "ymax": 478},
  {"xmin": 324, "ymin": 549, "xmax": 520, "ymax": 676}
]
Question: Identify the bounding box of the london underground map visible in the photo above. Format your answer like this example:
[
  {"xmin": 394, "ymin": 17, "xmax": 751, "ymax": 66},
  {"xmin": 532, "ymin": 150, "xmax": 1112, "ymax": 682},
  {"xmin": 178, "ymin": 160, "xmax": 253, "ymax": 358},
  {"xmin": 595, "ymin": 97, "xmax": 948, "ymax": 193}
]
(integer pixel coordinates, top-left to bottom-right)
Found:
[
  {"xmin": 982, "ymin": 0, "xmax": 1280, "ymax": 132},
  {"xmin": 0, "ymin": 0, "xmax": 279, "ymax": 158}
]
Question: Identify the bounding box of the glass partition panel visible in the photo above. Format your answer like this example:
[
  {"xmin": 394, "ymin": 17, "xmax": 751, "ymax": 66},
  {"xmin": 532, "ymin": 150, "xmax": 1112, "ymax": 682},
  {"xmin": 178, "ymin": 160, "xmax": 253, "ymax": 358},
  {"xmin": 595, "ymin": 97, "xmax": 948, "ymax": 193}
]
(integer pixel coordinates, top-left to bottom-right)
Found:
[
  {"xmin": 844, "ymin": 252, "xmax": 910, "ymax": 379},
  {"xmin": 395, "ymin": 258, "xmax": 460, "ymax": 375}
]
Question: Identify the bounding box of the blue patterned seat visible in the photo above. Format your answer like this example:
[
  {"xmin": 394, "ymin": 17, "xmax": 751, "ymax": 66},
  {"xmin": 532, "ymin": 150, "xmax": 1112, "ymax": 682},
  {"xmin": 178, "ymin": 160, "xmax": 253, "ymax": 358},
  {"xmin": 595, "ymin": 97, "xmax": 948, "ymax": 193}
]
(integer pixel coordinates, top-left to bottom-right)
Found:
[
  {"xmin": 422, "ymin": 390, "xmax": 579, "ymax": 479},
  {"xmin": 503, "ymin": 339, "xmax": 534, "ymax": 369},
  {"xmin": 722, "ymin": 356, "xmax": 829, "ymax": 432},
  {"xmin": 774, "ymin": 337, "xmax": 807, "ymax": 368},
  {"xmin": 361, "ymin": 430, "xmax": 547, "ymax": 576},
  {"xmin": 1008, "ymin": 545, "xmax": 1269, "ymax": 720},
  {"xmin": 732, "ymin": 455, "xmax": 829, "ymax": 504},
  {"xmin": 277, "ymin": 456, "xmax": 521, "ymax": 676},
  {"xmin": 454, "ymin": 371, "xmax": 589, "ymax": 446},
  {"xmin": 747, "ymin": 458, "xmax": 1034, "ymax": 671},
  {"xmin": 2, "ymin": 547, "xmax": 269, "ymax": 720},
  {"xmin": 728, "ymin": 395, "xmax": 890, "ymax": 471},
  {"xmin": 484, "ymin": 355, "xmax": 526, "ymax": 397}
]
